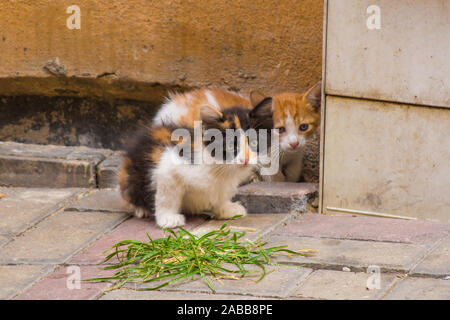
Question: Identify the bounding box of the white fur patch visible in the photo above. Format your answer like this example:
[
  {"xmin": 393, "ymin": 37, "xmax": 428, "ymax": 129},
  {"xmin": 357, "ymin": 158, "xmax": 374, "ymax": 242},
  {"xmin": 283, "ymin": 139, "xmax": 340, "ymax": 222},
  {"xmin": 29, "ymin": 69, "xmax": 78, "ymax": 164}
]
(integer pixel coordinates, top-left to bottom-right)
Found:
[
  {"xmin": 153, "ymin": 100, "xmax": 188, "ymax": 126},
  {"xmin": 205, "ymin": 90, "xmax": 220, "ymax": 110},
  {"xmin": 150, "ymin": 146, "xmax": 254, "ymax": 228},
  {"xmin": 280, "ymin": 111, "xmax": 299, "ymax": 151}
]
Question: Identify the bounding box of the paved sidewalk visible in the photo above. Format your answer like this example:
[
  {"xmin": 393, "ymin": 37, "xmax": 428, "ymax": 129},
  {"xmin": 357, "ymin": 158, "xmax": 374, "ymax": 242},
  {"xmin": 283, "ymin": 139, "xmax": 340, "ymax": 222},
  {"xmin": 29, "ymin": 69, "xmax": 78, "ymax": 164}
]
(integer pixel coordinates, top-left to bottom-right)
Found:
[{"xmin": 0, "ymin": 187, "xmax": 449, "ymax": 300}]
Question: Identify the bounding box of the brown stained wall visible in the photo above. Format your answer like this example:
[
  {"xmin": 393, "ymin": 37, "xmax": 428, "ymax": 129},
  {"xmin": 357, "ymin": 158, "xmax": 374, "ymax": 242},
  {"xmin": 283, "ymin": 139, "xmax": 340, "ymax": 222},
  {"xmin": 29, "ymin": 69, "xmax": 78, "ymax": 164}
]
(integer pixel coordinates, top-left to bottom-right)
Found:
[{"xmin": 0, "ymin": 0, "xmax": 323, "ymax": 99}]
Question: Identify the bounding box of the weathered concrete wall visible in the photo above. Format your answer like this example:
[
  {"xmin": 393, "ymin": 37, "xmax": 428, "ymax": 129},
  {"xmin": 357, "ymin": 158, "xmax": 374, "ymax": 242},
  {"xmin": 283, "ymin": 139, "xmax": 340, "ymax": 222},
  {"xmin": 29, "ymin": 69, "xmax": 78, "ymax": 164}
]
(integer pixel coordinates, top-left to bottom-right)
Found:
[
  {"xmin": 0, "ymin": 0, "xmax": 323, "ymax": 100},
  {"xmin": 0, "ymin": 95, "xmax": 159, "ymax": 149}
]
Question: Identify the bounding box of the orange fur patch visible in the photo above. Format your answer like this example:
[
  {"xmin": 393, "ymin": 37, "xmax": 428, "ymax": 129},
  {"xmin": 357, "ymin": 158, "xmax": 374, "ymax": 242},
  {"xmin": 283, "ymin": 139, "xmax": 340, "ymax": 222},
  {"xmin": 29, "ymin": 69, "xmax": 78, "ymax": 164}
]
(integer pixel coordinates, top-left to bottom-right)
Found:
[
  {"xmin": 168, "ymin": 88, "xmax": 251, "ymax": 127},
  {"xmin": 233, "ymin": 115, "xmax": 241, "ymax": 129},
  {"xmin": 272, "ymin": 92, "xmax": 320, "ymax": 136},
  {"xmin": 118, "ymin": 157, "xmax": 131, "ymax": 202},
  {"xmin": 147, "ymin": 146, "xmax": 164, "ymax": 163},
  {"xmin": 151, "ymin": 127, "xmax": 173, "ymax": 143}
]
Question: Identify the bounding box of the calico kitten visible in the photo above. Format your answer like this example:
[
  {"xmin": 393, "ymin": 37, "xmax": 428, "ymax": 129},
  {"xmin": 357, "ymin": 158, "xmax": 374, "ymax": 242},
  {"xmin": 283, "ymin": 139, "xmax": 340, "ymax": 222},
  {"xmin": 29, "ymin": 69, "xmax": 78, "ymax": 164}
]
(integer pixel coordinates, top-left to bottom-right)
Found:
[
  {"xmin": 119, "ymin": 89, "xmax": 273, "ymax": 228},
  {"xmin": 250, "ymin": 82, "xmax": 321, "ymax": 182}
]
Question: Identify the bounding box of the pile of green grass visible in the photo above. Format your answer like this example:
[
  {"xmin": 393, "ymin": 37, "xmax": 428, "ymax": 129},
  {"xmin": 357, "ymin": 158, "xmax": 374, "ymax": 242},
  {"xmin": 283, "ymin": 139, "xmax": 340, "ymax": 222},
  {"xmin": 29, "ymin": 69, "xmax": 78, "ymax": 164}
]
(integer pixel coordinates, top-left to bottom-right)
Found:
[{"xmin": 87, "ymin": 216, "xmax": 314, "ymax": 292}]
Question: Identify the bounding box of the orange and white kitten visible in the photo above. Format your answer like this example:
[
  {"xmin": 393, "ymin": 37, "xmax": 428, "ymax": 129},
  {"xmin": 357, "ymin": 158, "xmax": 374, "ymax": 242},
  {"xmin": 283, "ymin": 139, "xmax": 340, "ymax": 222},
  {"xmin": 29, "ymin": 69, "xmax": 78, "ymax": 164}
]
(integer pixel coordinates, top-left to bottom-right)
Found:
[{"xmin": 250, "ymin": 82, "xmax": 321, "ymax": 182}]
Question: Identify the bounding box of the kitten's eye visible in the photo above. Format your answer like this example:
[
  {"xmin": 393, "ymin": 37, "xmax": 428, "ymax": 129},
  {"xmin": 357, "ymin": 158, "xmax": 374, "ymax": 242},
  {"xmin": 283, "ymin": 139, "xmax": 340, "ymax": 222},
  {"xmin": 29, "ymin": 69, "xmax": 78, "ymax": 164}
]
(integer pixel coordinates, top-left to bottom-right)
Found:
[
  {"xmin": 277, "ymin": 127, "xmax": 286, "ymax": 134},
  {"xmin": 299, "ymin": 124, "xmax": 309, "ymax": 132}
]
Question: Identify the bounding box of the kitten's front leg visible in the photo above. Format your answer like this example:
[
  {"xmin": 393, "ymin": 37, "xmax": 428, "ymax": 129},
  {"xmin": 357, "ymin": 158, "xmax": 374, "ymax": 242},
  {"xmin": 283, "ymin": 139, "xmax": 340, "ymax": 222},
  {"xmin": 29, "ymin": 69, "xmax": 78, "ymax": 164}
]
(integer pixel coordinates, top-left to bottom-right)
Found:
[
  {"xmin": 283, "ymin": 157, "xmax": 304, "ymax": 182},
  {"xmin": 154, "ymin": 174, "xmax": 186, "ymax": 228},
  {"xmin": 212, "ymin": 201, "xmax": 247, "ymax": 220}
]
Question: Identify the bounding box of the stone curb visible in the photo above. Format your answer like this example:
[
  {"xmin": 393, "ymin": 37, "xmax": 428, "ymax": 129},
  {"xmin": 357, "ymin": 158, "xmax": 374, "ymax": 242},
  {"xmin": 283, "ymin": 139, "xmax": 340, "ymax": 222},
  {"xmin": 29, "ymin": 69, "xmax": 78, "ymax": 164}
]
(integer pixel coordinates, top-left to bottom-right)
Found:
[
  {"xmin": 234, "ymin": 182, "xmax": 318, "ymax": 214},
  {"xmin": 97, "ymin": 152, "xmax": 123, "ymax": 189},
  {"xmin": 0, "ymin": 141, "xmax": 116, "ymax": 188},
  {"xmin": 0, "ymin": 142, "xmax": 319, "ymax": 213}
]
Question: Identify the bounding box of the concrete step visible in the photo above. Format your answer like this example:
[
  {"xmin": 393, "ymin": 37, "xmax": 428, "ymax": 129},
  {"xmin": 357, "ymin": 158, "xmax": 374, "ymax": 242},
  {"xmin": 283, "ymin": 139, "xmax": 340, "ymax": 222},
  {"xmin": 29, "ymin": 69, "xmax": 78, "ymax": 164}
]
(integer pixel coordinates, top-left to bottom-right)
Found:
[
  {"xmin": 0, "ymin": 141, "xmax": 318, "ymax": 213},
  {"xmin": 235, "ymin": 181, "xmax": 318, "ymax": 214},
  {"xmin": 0, "ymin": 141, "xmax": 120, "ymax": 188}
]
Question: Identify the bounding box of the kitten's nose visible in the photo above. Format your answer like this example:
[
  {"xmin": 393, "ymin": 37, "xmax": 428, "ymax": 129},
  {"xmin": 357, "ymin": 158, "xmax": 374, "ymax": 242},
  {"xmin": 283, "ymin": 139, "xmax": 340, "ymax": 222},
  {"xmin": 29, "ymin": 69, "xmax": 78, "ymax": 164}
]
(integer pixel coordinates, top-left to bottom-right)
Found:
[
  {"xmin": 237, "ymin": 154, "xmax": 250, "ymax": 165},
  {"xmin": 289, "ymin": 141, "xmax": 299, "ymax": 149}
]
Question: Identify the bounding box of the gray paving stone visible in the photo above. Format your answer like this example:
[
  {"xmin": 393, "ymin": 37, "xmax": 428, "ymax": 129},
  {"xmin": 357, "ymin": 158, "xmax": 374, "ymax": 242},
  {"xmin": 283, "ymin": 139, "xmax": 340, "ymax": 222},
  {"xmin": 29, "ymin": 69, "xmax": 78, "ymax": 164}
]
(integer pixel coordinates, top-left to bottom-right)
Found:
[
  {"xmin": 293, "ymin": 269, "xmax": 397, "ymax": 300},
  {"xmin": 265, "ymin": 235, "xmax": 429, "ymax": 272},
  {"xmin": 411, "ymin": 237, "xmax": 450, "ymax": 277},
  {"xmin": 278, "ymin": 213, "xmax": 450, "ymax": 244},
  {"xmin": 0, "ymin": 235, "xmax": 10, "ymax": 247},
  {"xmin": 0, "ymin": 141, "xmax": 113, "ymax": 188},
  {"xmin": 0, "ymin": 264, "xmax": 52, "ymax": 300},
  {"xmin": 15, "ymin": 265, "xmax": 117, "ymax": 300},
  {"xmin": 100, "ymin": 288, "xmax": 271, "ymax": 300},
  {"xmin": 0, "ymin": 211, "xmax": 128, "ymax": 264},
  {"xmin": 0, "ymin": 156, "xmax": 97, "ymax": 188},
  {"xmin": 65, "ymin": 189, "xmax": 133, "ymax": 213},
  {"xmin": 0, "ymin": 141, "xmax": 112, "ymax": 160},
  {"xmin": 233, "ymin": 182, "xmax": 318, "ymax": 213},
  {"xmin": 0, "ymin": 188, "xmax": 82, "ymax": 236},
  {"xmin": 384, "ymin": 277, "xmax": 450, "ymax": 300},
  {"xmin": 65, "ymin": 148, "xmax": 112, "ymax": 163},
  {"xmin": 191, "ymin": 213, "xmax": 291, "ymax": 241},
  {"xmin": 0, "ymin": 142, "xmax": 72, "ymax": 159},
  {"xmin": 97, "ymin": 152, "xmax": 123, "ymax": 188},
  {"xmin": 126, "ymin": 265, "xmax": 312, "ymax": 298}
]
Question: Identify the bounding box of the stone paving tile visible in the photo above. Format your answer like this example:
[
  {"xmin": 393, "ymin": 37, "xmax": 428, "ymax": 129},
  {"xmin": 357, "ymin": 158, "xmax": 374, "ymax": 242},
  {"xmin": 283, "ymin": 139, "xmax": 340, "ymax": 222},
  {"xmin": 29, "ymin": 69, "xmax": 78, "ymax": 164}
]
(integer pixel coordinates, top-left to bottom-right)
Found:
[
  {"xmin": 97, "ymin": 152, "xmax": 123, "ymax": 189},
  {"xmin": 0, "ymin": 156, "xmax": 98, "ymax": 188},
  {"xmin": 69, "ymin": 215, "xmax": 208, "ymax": 265},
  {"xmin": 0, "ymin": 188, "xmax": 82, "ymax": 236},
  {"xmin": 411, "ymin": 237, "xmax": 450, "ymax": 277},
  {"xmin": 126, "ymin": 265, "xmax": 312, "ymax": 298},
  {"xmin": 265, "ymin": 235, "xmax": 428, "ymax": 272},
  {"xmin": 100, "ymin": 288, "xmax": 272, "ymax": 300},
  {"xmin": 384, "ymin": 277, "xmax": 450, "ymax": 300},
  {"xmin": 0, "ymin": 234, "xmax": 10, "ymax": 247},
  {"xmin": 65, "ymin": 189, "xmax": 133, "ymax": 213},
  {"xmin": 0, "ymin": 211, "xmax": 128, "ymax": 264},
  {"xmin": 191, "ymin": 213, "xmax": 291, "ymax": 242},
  {"xmin": 0, "ymin": 142, "xmax": 71, "ymax": 159},
  {"xmin": 277, "ymin": 214, "xmax": 450, "ymax": 244},
  {"xmin": 293, "ymin": 269, "xmax": 398, "ymax": 300},
  {"xmin": 234, "ymin": 182, "xmax": 317, "ymax": 213},
  {"xmin": 65, "ymin": 148, "xmax": 112, "ymax": 163},
  {"xmin": 0, "ymin": 141, "xmax": 112, "ymax": 160},
  {"xmin": 0, "ymin": 142, "xmax": 113, "ymax": 188},
  {"xmin": 0, "ymin": 264, "xmax": 53, "ymax": 300},
  {"xmin": 15, "ymin": 265, "xmax": 117, "ymax": 300}
]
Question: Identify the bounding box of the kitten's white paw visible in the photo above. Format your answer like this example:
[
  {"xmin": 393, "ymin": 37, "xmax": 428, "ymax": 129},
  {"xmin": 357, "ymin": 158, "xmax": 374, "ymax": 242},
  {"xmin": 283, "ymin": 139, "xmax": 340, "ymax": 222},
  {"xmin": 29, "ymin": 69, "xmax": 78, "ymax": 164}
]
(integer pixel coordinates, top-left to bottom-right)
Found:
[
  {"xmin": 214, "ymin": 201, "xmax": 247, "ymax": 220},
  {"xmin": 155, "ymin": 210, "xmax": 186, "ymax": 228},
  {"xmin": 134, "ymin": 207, "xmax": 151, "ymax": 218}
]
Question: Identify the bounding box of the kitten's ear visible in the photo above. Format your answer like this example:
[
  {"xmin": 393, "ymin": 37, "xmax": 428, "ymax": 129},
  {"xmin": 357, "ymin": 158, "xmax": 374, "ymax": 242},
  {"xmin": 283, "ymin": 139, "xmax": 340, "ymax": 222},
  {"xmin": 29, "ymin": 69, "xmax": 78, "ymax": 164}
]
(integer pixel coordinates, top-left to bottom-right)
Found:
[
  {"xmin": 250, "ymin": 89, "xmax": 268, "ymax": 108},
  {"xmin": 304, "ymin": 81, "xmax": 322, "ymax": 112},
  {"xmin": 250, "ymin": 97, "xmax": 273, "ymax": 119},
  {"xmin": 200, "ymin": 105, "xmax": 223, "ymax": 122}
]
